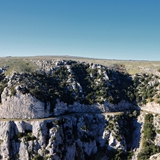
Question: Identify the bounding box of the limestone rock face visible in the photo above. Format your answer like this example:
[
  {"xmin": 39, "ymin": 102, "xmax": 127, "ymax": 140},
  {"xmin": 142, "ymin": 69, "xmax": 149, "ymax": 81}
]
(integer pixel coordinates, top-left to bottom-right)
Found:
[
  {"xmin": 54, "ymin": 100, "xmax": 136, "ymax": 116},
  {"xmin": 0, "ymin": 59, "xmax": 139, "ymax": 119},
  {"xmin": 0, "ymin": 114, "xmax": 128, "ymax": 160},
  {"xmin": 1, "ymin": 59, "xmax": 160, "ymax": 159},
  {"xmin": 149, "ymin": 153, "xmax": 160, "ymax": 160},
  {"xmin": 141, "ymin": 102, "xmax": 160, "ymax": 114},
  {"xmin": 0, "ymin": 89, "xmax": 51, "ymax": 119},
  {"xmin": 0, "ymin": 86, "xmax": 135, "ymax": 118}
]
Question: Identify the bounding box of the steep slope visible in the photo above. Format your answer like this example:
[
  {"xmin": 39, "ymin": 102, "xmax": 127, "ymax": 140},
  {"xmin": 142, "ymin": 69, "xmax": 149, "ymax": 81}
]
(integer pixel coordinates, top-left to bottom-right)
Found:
[
  {"xmin": 0, "ymin": 58, "xmax": 160, "ymax": 159},
  {"xmin": 0, "ymin": 60, "xmax": 137, "ymax": 118},
  {"xmin": 0, "ymin": 112, "xmax": 138, "ymax": 160}
]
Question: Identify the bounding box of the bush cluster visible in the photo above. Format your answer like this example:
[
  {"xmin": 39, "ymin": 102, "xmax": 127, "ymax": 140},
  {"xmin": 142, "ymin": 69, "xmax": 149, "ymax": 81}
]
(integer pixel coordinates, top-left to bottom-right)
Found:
[
  {"xmin": 134, "ymin": 74, "xmax": 159, "ymax": 104},
  {"xmin": 137, "ymin": 114, "xmax": 160, "ymax": 160},
  {"xmin": 4, "ymin": 61, "xmax": 160, "ymax": 109}
]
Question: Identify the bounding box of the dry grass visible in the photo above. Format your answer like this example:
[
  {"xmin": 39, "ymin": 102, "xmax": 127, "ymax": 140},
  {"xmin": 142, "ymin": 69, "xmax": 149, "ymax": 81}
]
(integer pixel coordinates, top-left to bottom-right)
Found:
[
  {"xmin": 0, "ymin": 56, "xmax": 160, "ymax": 75},
  {"xmin": 0, "ymin": 57, "xmax": 37, "ymax": 75}
]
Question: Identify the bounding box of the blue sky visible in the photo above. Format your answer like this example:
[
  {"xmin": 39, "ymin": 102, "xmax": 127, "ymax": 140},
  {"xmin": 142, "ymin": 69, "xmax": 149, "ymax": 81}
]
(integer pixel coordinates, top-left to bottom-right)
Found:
[{"xmin": 0, "ymin": 0, "xmax": 160, "ymax": 60}]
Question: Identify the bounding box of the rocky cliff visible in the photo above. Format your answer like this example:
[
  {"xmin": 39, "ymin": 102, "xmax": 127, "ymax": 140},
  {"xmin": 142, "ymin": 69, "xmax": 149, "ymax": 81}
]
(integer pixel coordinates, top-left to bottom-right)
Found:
[
  {"xmin": 0, "ymin": 112, "xmax": 137, "ymax": 160},
  {"xmin": 0, "ymin": 58, "xmax": 160, "ymax": 159},
  {"xmin": 0, "ymin": 59, "xmax": 138, "ymax": 118}
]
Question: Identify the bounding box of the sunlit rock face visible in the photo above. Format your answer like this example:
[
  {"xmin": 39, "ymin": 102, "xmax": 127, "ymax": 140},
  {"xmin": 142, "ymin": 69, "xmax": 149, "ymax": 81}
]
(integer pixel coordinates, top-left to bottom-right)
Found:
[
  {"xmin": 0, "ymin": 89, "xmax": 51, "ymax": 119},
  {"xmin": 0, "ymin": 84, "xmax": 135, "ymax": 119}
]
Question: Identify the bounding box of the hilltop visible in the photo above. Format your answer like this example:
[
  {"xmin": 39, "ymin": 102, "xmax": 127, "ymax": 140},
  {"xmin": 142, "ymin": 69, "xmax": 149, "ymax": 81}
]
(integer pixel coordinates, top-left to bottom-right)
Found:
[
  {"xmin": 1, "ymin": 56, "xmax": 160, "ymax": 75},
  {"xmin": 0, "ymin": 56, "xmax": 160, "ymax": 118}
]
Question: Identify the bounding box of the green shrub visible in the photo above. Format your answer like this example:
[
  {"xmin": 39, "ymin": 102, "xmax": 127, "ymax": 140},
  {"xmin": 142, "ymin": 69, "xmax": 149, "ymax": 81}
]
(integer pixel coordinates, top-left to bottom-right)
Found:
[
  {"xmin": 137, "ymin": 114, "xmax": 160, "ymax": 160},
  {"xmin": 32, "ymin": 154, "xmax": 42, "ymax": 160},
  {"xmin": 10, "ymin": 87, "xmax": 16, "ymax": 96},
  {"xmin": 17, "ymin": 132, "xmax": 24, "ymax": 138},
  {"xmin": 156, "ymin": 130, "xmax": 160, "ymax": 134}
]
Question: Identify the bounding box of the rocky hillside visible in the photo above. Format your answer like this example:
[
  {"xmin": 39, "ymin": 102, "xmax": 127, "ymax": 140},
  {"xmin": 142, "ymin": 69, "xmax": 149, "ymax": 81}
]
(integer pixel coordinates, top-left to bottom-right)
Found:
[
  {"xmin": 0, "ymin": 57, "xmax": 160, "ymax": 159},
  {"xmin": 0, "ymin": 58, "xmax": 160, "ymax": 118},
  {"xmin": 0, "ymin": 111, "xmax": 138, "ymax": 160}
]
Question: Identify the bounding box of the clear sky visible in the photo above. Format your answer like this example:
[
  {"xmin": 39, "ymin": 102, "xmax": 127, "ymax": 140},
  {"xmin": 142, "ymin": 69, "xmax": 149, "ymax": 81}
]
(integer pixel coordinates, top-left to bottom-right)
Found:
[{"xmin": 0, "ymin": 0, "xmax": 160, "ymax": 60}]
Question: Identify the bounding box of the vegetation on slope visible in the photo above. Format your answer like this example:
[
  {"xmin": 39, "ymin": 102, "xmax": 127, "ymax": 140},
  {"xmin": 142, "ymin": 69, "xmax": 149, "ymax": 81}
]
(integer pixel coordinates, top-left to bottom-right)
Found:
[
  {"xmin": 0, "ymin": 58, "xmax": 160, "ymax": 159},
  {"xmin": 134, "ymin": 74, "xmax": 160, "ymax": 105},
  {"xmin": 0, "ymin": 59, "xmax": 160, "ymax": 110},
  {"xmin": 0, "ymin": 73, "xmax": 8, "ymax": 103},
  {"xmin": 137, "ymin": 114, "xmax": 160, "ymax": 160},
  {"xmin": 93, "ymin": 111, "xmax": 137, "ymax": 160},
  {"xmin": 5, "ymin": 61, "xmax": 139, "ymax": 110}
]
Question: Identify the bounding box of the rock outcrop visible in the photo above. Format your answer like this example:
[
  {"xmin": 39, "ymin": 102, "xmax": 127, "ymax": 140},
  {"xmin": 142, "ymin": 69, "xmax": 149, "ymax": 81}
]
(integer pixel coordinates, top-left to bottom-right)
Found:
[
  {"xmin": 0, "ymin": 114, "xmax": 128, "ymax": 160},
  {"xmin": 0, "ymin": 89, "xmax": 51, "ymax": 119},
  {"xmin": 0, "ymin": 88, "xmax": 136, "ymax": 118},
  {"xmin": 0, "ymin": 59, "xmax": 160, "ymax": 159}
]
